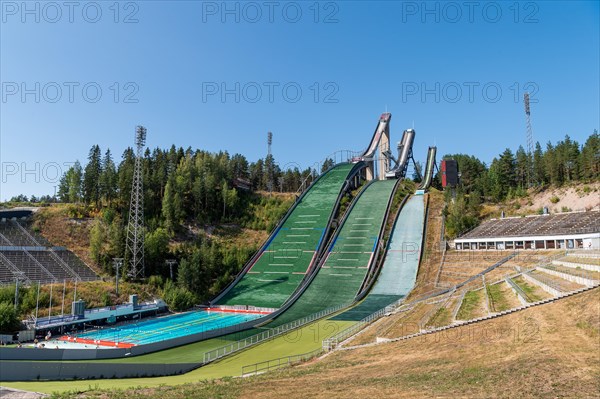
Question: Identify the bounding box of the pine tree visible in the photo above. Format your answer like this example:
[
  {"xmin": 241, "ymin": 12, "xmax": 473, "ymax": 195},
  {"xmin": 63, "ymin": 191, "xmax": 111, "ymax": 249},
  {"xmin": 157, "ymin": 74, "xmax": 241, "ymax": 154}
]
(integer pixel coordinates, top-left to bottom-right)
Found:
[
  {"xmin": 162, "ymin": 177, "xmax": 176, "ymax": 232},
  {"xmin": 83, "ymin": 145, "xmax": 102, "ymax": 206},
  {"xmin": 321, "ymin": 158, "xmax": 335, "ymax": 173},
  {"xmin": 515, "ymin": 146, "xmax": 528, "ymax": 189},
  {"xmin": 533, "ymin": 142, "xmax": 545, "ymax": 185},
  {"xmin": 101, "ymin": 149, "xmax": 117, "ymax": 205},
  {"xmin": 579, "ymin": 130, "xmax": 599, "ymax": 180},
  {"xmin": 58, "ymin": 161, "xmax": 83, "ymax": 203},
  {"xmin": 118, "ymin": 148, "xmax": 135, "ymax": 208}
]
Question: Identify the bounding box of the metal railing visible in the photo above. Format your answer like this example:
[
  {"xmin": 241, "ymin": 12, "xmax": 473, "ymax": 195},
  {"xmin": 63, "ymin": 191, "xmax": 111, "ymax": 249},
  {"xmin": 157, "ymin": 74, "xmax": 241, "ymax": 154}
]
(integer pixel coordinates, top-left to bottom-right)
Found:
[
  {"xmin": 294, "ymin": 150, "xmax": 362, "ymax": 198},
  {"xmin": 322, "ymin": 292, "xmax": 414, "ymax": 351},
  {"xmin": 524, "ymin": 271, "xmax": 564, "ymax": 292},
  {"xmin": 322, "ymin": 250, "xmax": 589, "ymax": 351},
  {"xmin": 506, "ymin": 276, "xmax": 533, "ymax": 303},
  {"xmin": 421, "ymin": 287, "xmax": 456, "ymax": 327},
  {"xmin": 541, "ymin": 264, "xmax": 599, "ymax": 280},
  {"xmin": 241, "ymin": 347, "xmax": 323, "ymax": 377},
  {"xmin": 322, "ymin": 252, "xmax": 541, "ymax": 351},
  {"xmin": 22, "ymin": 248, "xmax": 56, "ymax": 281},
  {"xmin": 48, "ymin": 248, "xmax": 81, "ymax": 282},
  {"xmin": 203, "ymin": 301, "xmax": 352, "ymax": 364}
]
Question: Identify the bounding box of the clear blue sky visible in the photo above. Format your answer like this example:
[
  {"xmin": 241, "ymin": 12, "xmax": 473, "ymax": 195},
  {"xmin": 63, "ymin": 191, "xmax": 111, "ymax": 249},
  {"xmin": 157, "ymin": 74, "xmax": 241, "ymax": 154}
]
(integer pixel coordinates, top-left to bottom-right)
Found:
[{"xmin": 1, "ymin": 1, "xmax": 598, "ymax": 200}]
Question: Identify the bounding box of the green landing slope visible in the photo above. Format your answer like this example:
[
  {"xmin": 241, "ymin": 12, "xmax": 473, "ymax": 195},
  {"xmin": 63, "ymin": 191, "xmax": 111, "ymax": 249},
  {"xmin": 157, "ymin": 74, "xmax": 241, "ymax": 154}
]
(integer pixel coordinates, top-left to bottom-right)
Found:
[
  {"xmin": 216, "ymin": 163, "xmax": 356, "ymax": 309},
  {"xmin": 271, "ymin": 179, "xmax": 398, "ymax": 325},
  {"xmin": 332, "ymin": 194, "xmax": 426, "ymax": 321}
]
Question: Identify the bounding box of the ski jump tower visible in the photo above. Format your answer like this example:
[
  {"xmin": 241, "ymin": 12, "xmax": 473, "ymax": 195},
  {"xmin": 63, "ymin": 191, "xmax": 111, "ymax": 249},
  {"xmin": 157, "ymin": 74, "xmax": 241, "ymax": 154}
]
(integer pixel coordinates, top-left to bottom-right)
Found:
[
  {"xmin": 361, "ymin": 113, "xmax": 392, "ymax": 180},
  {"xmin": 358, "ymin": 113, "xmax": 418, "ymax": 181}
]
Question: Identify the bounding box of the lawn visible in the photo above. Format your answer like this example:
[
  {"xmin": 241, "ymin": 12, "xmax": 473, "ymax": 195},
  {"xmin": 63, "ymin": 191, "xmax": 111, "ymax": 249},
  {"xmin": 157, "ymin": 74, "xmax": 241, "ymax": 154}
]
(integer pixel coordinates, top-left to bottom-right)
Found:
[
  {"xmin": 455, "ymin": 290, "xmax": 483, "ymax": 320},
  {"xmin": 2, "ymin": 319, "xmax": 354, "ymax": 395}
]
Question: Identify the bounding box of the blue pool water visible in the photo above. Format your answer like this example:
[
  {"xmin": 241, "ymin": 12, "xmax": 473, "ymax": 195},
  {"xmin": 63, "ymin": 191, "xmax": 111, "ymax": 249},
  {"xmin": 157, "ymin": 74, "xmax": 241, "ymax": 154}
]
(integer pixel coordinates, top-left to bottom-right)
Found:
[{"xmin": 78, "ymin": 310, "xmax": 263, "ymax": 346}]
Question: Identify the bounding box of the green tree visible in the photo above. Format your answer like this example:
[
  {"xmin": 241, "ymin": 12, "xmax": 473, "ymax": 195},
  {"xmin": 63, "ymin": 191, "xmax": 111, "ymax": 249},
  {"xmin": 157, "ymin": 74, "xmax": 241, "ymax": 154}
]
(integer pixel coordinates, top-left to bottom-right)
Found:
[
  {"xmin": 544, "ymin": 142, "xmax": 560, "ymax": 185},
  {"xmin": 222, "ymin": 181, "xmax": 239, "ymax": 219},
  {"xmin": 249, "ymin": 159, "xmax": 265, "ymax": 190},
  {"xmin": 162, "ymin": 177, "xmax": 177, "ymax": 232},
  {"xmin": 118, "ymin": 147, "xmax": 135, "ymax": 207},
  {"xmin": 442, "ymin": 154, "xmax": 487, "ymax": 193},
  {"xmin": 579, "ymin": 130, "xmax": 600, "ymax": 180},
  {"xmin": 444, "ymin": 195, "xmax": 479, "ymax": 238},
  {"xmin": 533, "ymin": 142, "xmax": 546, "ymax": 185},
  {"xmin": 145, "ymin": 228, "xmax": 170, "ymax": 275},
  {"xmin": 0, "ymin": 302, "xmax": 20, "ymax": 332},
  {"xmin": 89, "ymin": 220, "xmax": 105, "ymax": 265},
  {"xmin": 321, "ymin": 158, "xmax": 334, "ymax": 173},
  {"xmin": 57, "ymin": 161, "xmax": 83, "ymax": 203},
  {"xmin": 515, "ymin": 145, "xmax": 528, "ymax": 189},
  {"xmin": 83, "ymin": 145, "xmax": 102, "ymax": 206},
  {"xmin": 101, "ymin": 149, "xmax": 117, "ymax": 205}
]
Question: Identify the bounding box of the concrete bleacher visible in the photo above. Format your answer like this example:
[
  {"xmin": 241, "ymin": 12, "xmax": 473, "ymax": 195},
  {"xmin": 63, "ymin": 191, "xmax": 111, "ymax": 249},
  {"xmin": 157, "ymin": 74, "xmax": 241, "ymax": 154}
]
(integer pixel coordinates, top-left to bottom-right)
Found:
[
  {"xmin": 54, "ymin": 251, "xmax": 98, "ymax": 280},
  {"xmin": 460, "ymin": 211, "xmax": 599, "ymax": 239},
  {"xmin": 0, "ymin": 219, "xmax": 98, "ymax": 284},
  {"xmin": 0, "ymin": 221, "xmax": 39, "ymax": 246},
  {"xmin": 0, "ymin": 259, "xmax": 16, "ymax": 282},
  {"xmin": 455, "ymin": 211, "xmax": 599, "ymax": 251},
  {"xmin": 1, "ymin": 250, "xmax": 54, "ymax": 282}
]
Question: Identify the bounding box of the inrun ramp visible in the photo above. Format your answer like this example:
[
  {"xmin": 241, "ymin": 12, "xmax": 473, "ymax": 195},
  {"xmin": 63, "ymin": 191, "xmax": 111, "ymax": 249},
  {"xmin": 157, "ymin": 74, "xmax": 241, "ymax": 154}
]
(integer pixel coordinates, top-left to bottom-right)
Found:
[
  {"xmin": 332, "ymin": 194, "xmax": 426, "ymax": 321},
  {"xmin": 272, "ymin": 179, "xmax": 398, "ymax": 325},
  {"xmin": 419, "ymin": 147, "xmax": 437, "ymax": 190},
  {"xmin": 215, "ymin": 163, "xmax": 358, "ymax": 309}
]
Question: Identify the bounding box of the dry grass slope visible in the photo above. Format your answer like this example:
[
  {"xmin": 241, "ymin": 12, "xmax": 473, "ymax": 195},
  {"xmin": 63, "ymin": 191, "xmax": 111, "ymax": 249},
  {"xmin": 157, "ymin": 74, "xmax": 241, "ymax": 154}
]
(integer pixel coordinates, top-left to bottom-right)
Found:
[{"xmin": 60, "ymin": 288, "xmax": 599, "ymax": 399}]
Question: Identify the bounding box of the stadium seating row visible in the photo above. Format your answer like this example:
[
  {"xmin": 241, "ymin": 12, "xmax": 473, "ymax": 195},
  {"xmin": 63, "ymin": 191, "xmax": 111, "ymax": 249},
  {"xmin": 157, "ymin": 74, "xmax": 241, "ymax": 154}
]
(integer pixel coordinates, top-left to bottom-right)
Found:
[{"xmin": 460, "ymin": 211, "xmax": 599, "ymax": 239}]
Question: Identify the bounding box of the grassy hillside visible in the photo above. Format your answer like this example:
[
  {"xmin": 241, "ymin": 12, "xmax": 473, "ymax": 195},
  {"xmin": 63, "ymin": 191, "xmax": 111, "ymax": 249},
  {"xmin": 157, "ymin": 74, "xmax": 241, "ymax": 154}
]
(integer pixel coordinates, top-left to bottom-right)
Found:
[{"xmin": 29, "ymin": 192, "xmax": 295, "ymax": 277}]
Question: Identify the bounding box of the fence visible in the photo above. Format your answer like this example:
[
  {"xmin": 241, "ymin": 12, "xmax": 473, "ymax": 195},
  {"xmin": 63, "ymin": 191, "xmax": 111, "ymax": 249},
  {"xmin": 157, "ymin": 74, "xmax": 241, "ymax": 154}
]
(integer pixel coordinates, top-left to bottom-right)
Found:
[
  {"xmin": 241, "ymin": 348, "xmax": 323, "ymax": 377},
  {"xmin": 322, "ymin": 294, "xmax": 412, "ymax": 351},
  {"xmin": 203, "ymin": 301, "xmax": 352, "ymax": 364},
  {"xmin": 322, "ymin": 252, "xmax": 540, "ymax": 351},
  {"xmin": 294, "ymin": 149, "xmax": 363, "ymax": 197}
]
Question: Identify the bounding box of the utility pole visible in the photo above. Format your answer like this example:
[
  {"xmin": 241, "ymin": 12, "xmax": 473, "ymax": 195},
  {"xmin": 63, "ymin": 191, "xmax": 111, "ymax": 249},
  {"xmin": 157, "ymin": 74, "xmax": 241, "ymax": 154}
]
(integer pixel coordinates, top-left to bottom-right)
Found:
[
  {"xmin": 13, "ymin": 272, "xmax": 25, "ymax": 309},
  {"xmin": 113, "ymin": 258, "xmax": 124, "ymax": 296}
]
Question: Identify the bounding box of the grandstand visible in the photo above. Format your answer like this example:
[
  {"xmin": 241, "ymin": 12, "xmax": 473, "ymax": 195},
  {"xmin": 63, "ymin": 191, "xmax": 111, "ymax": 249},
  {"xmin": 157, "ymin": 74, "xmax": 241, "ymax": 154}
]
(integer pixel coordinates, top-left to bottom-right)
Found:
[
  {"xmin": 0, "ymin": 214, "xmax": 98, "ymax": 284},
  {"xmin": 455, "ymin": 211, "xmax": 600, "ymax": 250}
]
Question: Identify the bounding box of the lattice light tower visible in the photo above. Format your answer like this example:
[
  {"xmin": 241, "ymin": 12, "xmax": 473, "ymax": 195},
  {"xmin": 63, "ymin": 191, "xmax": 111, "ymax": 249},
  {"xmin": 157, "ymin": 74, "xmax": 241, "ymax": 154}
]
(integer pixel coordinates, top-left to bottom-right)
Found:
[
  {"xmin": 266, "ymin": 131, "xmax": 273, "ymax": 194},
  {"xmin": 524, "ymin": 93, "xmax": 534, "ymax": 186},
  {"xmin": 126, "ymin": 125, "xmax": 146, "ymax": 279}
]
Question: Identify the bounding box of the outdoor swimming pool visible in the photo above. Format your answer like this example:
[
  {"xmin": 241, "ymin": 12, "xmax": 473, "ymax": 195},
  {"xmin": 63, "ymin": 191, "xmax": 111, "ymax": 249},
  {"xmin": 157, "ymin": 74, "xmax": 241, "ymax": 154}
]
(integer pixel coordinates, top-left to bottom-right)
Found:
[{"xmin": 73, "ymin": 309, "xmax": 264, "ymax": 346}]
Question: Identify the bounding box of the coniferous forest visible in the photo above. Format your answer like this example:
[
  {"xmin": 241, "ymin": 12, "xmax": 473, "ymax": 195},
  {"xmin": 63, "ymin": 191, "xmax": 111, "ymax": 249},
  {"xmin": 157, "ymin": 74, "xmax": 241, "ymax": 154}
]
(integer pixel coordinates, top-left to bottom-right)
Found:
[{"xmin": 4, "ymin": 131, "xmax": 598, "ymax": 308}]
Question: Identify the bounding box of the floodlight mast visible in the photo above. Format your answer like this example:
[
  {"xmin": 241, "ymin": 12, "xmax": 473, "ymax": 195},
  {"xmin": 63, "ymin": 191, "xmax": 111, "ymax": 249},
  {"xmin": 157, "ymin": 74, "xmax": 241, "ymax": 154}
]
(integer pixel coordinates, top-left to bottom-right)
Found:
[
  {"xmin": 126, "ymin": 125, "xmax": 147, "ymax": 280},
  {"xmin": 524, "ymin": 93, "xmax": 534, "ymax": 186}
]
